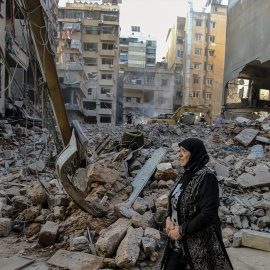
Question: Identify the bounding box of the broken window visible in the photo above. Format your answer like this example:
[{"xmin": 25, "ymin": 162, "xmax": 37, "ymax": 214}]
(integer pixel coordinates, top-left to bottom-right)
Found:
[
  {"xmin": 88, "ymin": 88, "xmax": 92, "ymax": 95},
  {"xmin": 83, "ymin": 101, "xmax": 96, "ymax": 110},
  {"xmin": 83, "ymin": 42, "xmax": 98, "ymax": 52},
  {"xmin": 195, "ymin": 34, "xmax": 202, "ymax": 41},
  {"xmin": 136, "ymin": 98, "xmax": 141, "ymax": 103},
  {"xmin": 195, "ymin": 48, "xmax": 201, "ymax": 55},
  {"xmin": 102, "ymin": 58, "xmax": 113, "ymax": 65},
  {"xmin": 100, "ymin": 116, "xmax": 111, "ymax": 123},
  {"xmin": 259, "ymin": 89, "xmax": 270, "ymax": 101},
  {"xmin": 100, "ymin": 102, "xmax": 112, "ymax": 109},
  {"xmin": 226, "ymin": 79, "xmax": 249, "ymax": 103},
  {"xmin": 176, "ymin": 50, "xmax": 184, "ymax": 58},
  {"xmin": 177, "ymin": 36, "xmax": 184, "ymax": 44},
  {"xmin": 196, "ymin": 20, "xmax": 203, "ymax": 27},
  {"xmin": 101, "ymin": 88, "xmax": 111, "ymax": 94},
  {"xmin": 126, "ymin": 97, "xmax": 131, "ymax": 102},
  {"xmin": 84, "ymin": 57, "xmax": 97, "ymax": 66}
]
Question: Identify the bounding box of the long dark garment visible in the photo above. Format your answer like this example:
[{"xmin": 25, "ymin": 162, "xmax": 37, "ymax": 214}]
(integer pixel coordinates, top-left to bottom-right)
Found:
[{"xmin": 159, "ymin": 167, "xmax": 234, "ymax": 270}]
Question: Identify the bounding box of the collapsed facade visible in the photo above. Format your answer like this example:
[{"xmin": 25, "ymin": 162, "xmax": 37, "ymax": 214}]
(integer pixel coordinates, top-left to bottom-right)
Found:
[
  {"xmin": 222, "ymin": 0, "xmax": 270, "ymax": 120},
  {"xmin": 57, "ymin": 0, "xmax": 121, "ymax": 125}
]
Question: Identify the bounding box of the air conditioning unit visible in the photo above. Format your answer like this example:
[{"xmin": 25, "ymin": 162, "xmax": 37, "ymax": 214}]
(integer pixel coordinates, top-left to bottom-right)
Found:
[
  {"xmin": 189, "ymin": 94, "xmax": 193, "ymax": 97},
  {"xmin": 109, "ymin": 64, "xmax": 113, "ymax": 68},
  {"xmin": 99, "ymin": 20, "xmax": 104, "ymax": 23},
  {"xmin": 190, "ymin": 65, "xmax": 194, "ymax": 69},
  {"xmin": 114, "ymin": 8, "xmax": 118, "ymax": 11},
  {"xmin": 77, "ymin": 18, "xmax": 81, "ymax": 22},
  {"xmin": 113, "ymin": 44, "xmax": 118, "ymax": 48}
]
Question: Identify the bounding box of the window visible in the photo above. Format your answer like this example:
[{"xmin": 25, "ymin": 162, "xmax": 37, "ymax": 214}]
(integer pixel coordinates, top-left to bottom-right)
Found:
[
  {"xmin": 206, "ymin": 92, "xmax": 212, "ymax": 99},
  {"xmin": 83, "ymin": 10, "xmax": 99, "ymax": 20},
  {"xmin": 101, "ymin": 74, "xmax": 113, "ymax": 80},
  {"xmin": 207, "ymin": 64, "xmax": 213, "ymax": 71},
  {"xmin": 192, "ymin": 92, "xmax": 199, "ymax": 98},
  {"xmin": 195, "ymin": 34, "xmax": 202, "ymax": 41},
  {"xmin": 120, "ymin": 55, "xmax": 128, "ymax": 62},
  {"xmin": 101, "ymin": 26, "xmax": 117, "ymax": 34},
  {"xmin": 102, "ymin": 43, "xmax": 114, "ymax": 50},
  {"xmin": 101, "ymin": 13, "xmax": 119, "ymax": 22},
  {"xmin": 102, "ymin": 58, "xmax": 113, "ymax": 65},
  {"xmin": 210, "ymin": 22, "xmax": 216, "ymax": 28},
  {"xmin": 100, "ymin": 116, "xmax": 111, "ymax": 123},
  {"xmin": 146, "ymin": 73, "xmax": 155, "ymax": 85},
  {"xmin": 208, "ymin": 50, "xmax": 215, "ymax": 57},
  {"xmin": 132, "ymin": 26, "xmax": 140, "ymax": 32},
  {"xmin": 160, "ymin": 97, "xmax": 167, "ymax": 104},
  {"xmin": 88, "ymin": 88, "xmax": 92, "ymax": 95},
  {"xmin": 176, "ymin": 50, "xmax": 184, "ymax": 58},
  {"xmin": 84, "ymin": 26, "xmax": 100, "ymax": 35},
  {"xmin": 161, "ymin": 79, "xmax": 168, "ymax": 86},
  {"xmin": 209, "ymin": 36, "xmax": 215, "ymax": 42},
  {"xmin": 193, "ymin": 77, "xmax": 200, "ymax": 84},
  {"xmin": 59, "ymin": 77, "xmax": 64, "ymax": 83},
  {"xmin": 259, "ymin": 89, "xmax": 270, "ymax": 100},
  {"xmin": 84, "ymin": 57, "xmax": 97, "ymax": 66},
  {"xmin": 212, "ymin": 6, "xmax": 218, "ymax": 12},
  {"xmin": 83, "ymin": 42, "xmax": 98, "ymax": 52},
  {"xmin": 100, "ymin": 102, "xmax": 112, "ymax": 109},
  {"xmin": 177, "ymin": 36, "xmax": 184, "ymax": 44},
  {"xmin": 126, "ymin": 97, "xmax": 131, "ymax": 102},
  {"xmin": 196, "ymin": 20, "xmax": 202, "ymax": 26},
  {"xmin": 194, "ymin": 63, "xmax": 201, "ymax": 70},
  {"xmin": 195, "ymin": 48, "xmax": 201, "ymax": 55},
  {"xmin": 101, "ymin": 88, "xmax": 111, "ymax": 94},
  {"xmin": 136, "ymin": 97, "xmax": 141, "ymax": 103},
  {"xmin": 206, "ymin": 78, "xmax": 213, "ymax": 86}
]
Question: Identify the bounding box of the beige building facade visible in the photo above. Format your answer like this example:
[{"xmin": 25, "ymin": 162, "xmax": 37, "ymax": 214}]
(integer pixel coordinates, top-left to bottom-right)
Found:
[
  {"xmin": 184, "ymin": 2, "xmax": 227, "ymax": 118},
  {"xmin": 57, "ymin": 0, "xmax": 121, "ymax": 125}
]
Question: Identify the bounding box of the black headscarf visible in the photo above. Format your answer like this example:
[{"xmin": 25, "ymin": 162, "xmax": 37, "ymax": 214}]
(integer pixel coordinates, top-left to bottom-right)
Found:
[{"xmin": 178, "ymin": 137, "xmax": 209, "ymax": 174}]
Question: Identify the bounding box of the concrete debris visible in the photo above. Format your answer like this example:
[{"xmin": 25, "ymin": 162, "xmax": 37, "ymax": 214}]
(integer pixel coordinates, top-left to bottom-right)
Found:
[{"xmin": 1, "ymin": 118, "xmax": 270, "ymax": 268}]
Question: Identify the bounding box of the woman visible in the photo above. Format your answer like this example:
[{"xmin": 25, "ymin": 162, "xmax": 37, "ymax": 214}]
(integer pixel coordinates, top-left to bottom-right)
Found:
[{"xmin": 159, "ymin": 138, "xmax": 233, "ymax": 270}]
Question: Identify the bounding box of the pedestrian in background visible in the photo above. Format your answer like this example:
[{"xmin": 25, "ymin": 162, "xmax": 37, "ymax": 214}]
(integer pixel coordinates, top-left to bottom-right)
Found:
[
  {"xmin": 159, "ymin": 138, "xmax": 233, "ymax": 270},
  {"xmin": 126, "ymin": 112, "xmax": 133, "ymax": 124}
]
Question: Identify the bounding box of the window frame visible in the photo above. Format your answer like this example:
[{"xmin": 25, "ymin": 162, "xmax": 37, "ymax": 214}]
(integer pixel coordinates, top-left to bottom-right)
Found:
[
  {"xmin": 195, "ymin": 48, "xmax": 201, "ymax": 55},
  {"xmin": 192, "ymin": 91, "xmax": 199, "ymax": 98}
]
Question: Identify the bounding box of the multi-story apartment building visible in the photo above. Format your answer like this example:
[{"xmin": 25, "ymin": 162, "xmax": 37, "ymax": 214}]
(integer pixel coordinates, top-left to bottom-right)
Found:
[
  {"xmin": 184, "ymin": 1, "xmax": 227, "ymax": 118},
  {"xmin": 222, "ymin": 0, "xmax": 270, "ymax": 119},
  {"xmin": 116, "ymin": 28, "xmax": 157, "ymax": 123},
  {"xmin": 121, "ymin": 63, "xmax": 174, "ymax": 123},
  {"xmin": 0, "ymin": 0, "xmax": 58, "ymax": 116},
  {"xmin": 165, "ymin": 17, "xmax": 186, "ymax": 111},
  {"xmin": 57, "ymin": 0, "xmax": 121, "ymax": 125}
]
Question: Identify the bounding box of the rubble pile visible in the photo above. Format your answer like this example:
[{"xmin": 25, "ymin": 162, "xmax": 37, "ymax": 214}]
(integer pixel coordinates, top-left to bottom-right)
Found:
[{"xmin": 1, "ymin": 115, "xmax": 270, "ymax": 269}]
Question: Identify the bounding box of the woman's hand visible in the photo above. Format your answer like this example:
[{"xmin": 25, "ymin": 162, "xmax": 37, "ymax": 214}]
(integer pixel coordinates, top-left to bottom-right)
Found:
[
  {"xmin": 168, "ymin": 226, "xmax": 182, "ymax": 241},
  {"xmin": 166, "ymin": 216, "xmax": 175, "ymax": 234}
]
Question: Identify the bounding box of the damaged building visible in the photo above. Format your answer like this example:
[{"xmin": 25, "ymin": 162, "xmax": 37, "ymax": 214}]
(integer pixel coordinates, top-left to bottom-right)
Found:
[
  {"xmin": 56, "ymin": 0, "xmax": 121, "ymax": 125},
  {"xmin": 222, "ymin": 0, "xmax": 270, "ymax": 120}
]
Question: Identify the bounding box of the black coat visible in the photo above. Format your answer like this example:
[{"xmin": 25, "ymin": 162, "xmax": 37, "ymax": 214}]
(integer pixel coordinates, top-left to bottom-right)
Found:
[{"xmin": 159, "ymin": 167, "xmax": 234, "ymax": 270}]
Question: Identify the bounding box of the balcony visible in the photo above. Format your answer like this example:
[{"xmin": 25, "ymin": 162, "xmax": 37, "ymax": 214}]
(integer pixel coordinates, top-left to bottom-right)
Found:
[
  {"xmin": 83, "ymin": 109, "xmax": 97, "ymax": 117},
  {"xmin": 99, "ymin": 79, "xmax": 114, "ymax": 86},
  {"xmin": 65, "ymin": 104, "xmax": 82, "ymax": 112},
  {"xmin": 98, "ymin": 108, "xmax": 112, "ymax": 115},
  {"xmin": 57, "ymin": 63, "xmax": 83, "ymax": 71},
  {"xmin": 100, "ymin": 34, "xmax": 116, "ymax": 42},
  {"xmin": 99, "ymin": 93, "xmax": 114, "ymax": 100},
  {"xmin": 7, "ymin": 40, "xmax": 29, "ymax": 70},
  {"xmin": 99, "ymin": 50, "xmax": 115, "ymax": 56},
  {"xmin": 123, "ymin": 83, "xmax": 156, "ymax": 91},
  {"xmin": 99, "ymin": 64, "xmax": 114, "ymax": 71},
  {"xmin": 123, "ymin": 102, "xmax": 143, "ymax": 108}
]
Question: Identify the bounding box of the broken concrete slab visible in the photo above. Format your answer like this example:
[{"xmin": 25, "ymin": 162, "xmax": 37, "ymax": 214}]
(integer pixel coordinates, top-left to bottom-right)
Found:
[
  {"xmin": 0, "ymin": 218, "xmax": 12, "ymax": 237},
  {"xmin": 215, "ymin": 163, "xmax": 230, "ymax": 178},
  {"xmin": 237, "ymin": 172, "xmax": 270, "ymax": 188},
  {"xmin": 47, "ymin": 249, "xmax": 103, "ymax": 270},
  {"xmin": 241, "ymin": 229, "xmax": 270, "ymax": 251},
  {"xmin": 28, "ymin": 182, "xmax": 49, "ymax": 205},
  {"xmin": 234, "ymin": 129, "xmax": 260, "ymax": 146},
  {"xmin": 28, "ymin": 159, "xmax": 45, "ymax": 174},
  {"xmin": 96, "ymin": 218, "xmax": 131, "ymax": 257},
  {"xmin": 0, "ymin": 255, "xmax": 34, "ymax": 270},
  {"xmin": 38, "ymin": 221, "xmax": 59, "ymax": 246},
  {"xmin": 115, "ymin": 226, "xmax": 143, "ymax": 268}
]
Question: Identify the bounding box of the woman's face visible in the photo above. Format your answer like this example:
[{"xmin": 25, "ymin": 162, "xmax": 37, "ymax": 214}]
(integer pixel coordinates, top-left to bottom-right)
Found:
[{"xmin": 179, "ymin": 146, "xmax": 191, "ymax": 167}]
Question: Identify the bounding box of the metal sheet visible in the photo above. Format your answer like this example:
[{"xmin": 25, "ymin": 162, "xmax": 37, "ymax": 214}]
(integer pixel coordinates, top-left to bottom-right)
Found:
[{"xmin": 127, "ymin": 147, "xmax": 167, "ymax": 206}]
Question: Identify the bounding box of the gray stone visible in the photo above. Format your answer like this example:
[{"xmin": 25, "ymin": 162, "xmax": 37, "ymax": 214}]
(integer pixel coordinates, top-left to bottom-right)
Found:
[
  {"xmin": 234, "ymin": 160, "xmax": 244, "ymax": 170},
  {"xmin": 150, "ymin": 180, "xmax": 158, "ymax": 189},
  {"xmin": 143, "ymin": 211, "xmax": 157, "ymax": 229},
  {"xmin": 73, "ymin": 236, "xmax": 89, "ymax": 250},
  {"xmin": 5, "ymin": 187, "xmax": 20, "ymax": 198},
  {"xmin": 96, "ymin": 218, "xmax": 131, "ymax": 257},
  {"xmin": 222, "ymin": 228, "xmax": 234, "ymax": 241},
  {"xmin": 254, "ymin": 209, "xmax": 265, "ymax": 217},
  {"xmin": 215, "ymin": 163, "xmax": 230, "ymax": 178},
  {"xmin": 233, "ymin": 231, "xmax": 243, "ymax": 247},
  {"xmin": 257, "ymin": 216, "xmax": 270, "ymax": 228},
  {"xmin": 224, "ymin": 178, "xmax": 238, "ymax": 187},
  {"xmin": 3, "ymin": 150, "xmax": 14, "ymax": 159},
  {"xmin": 53, "ymin": 206, "xmax": 65, "ymax": 220},
  {"xmin": 254, "ymin": 200, "xmax": 270, "ymax": 209},
  {"xmin": 11, "ymin": 196, "xmax": 31, "ymax": 210},
  {"xmin": 133, "ymin": 197, "xmax": 148, "ymax": 215},
  {"xmin": 0, "ymin": 218, "xmax": 12, "ymax": 237},
  {"xmin": 132, "ymin": 214, "xmax": 149, "ymax": 229},
  {"xmin": 155, "ymin": 207, "xmax": 167, "ymax": 228},
  {"xmin": 232, "ymin": 215, "xmax": 242, "ymax": 229},
  {"xmin": 142, "ymin": 237, "xmax": 156, "ymax": 257},
  {"xmin": 224, "ymin": 155, "xmax": 236, "ymax": 164},
  {"xmin": 144, "ymin": 227, "xmax": 160, "ymax": 245},
  {"xmin": 115, "ymin": 204, "xmax": 139, "ymax": 219},
  {"xmin": 234, "ymin": 129, "xmax": 260, "ymax": 146},
  {"xmin": 241, "ymin": 229, "xmax": 270, "ymax": 251},
  {"xmin": 115, "ymin": 227, "xmax": 143, "ymax": 269},
  {"xmin": 130, "ymin": 161, "xmax": 142, "ymax": 171},
  {"xmin": 241, "ymin": 216, "xmax": 249, "ymax": 229},
  {"xmin": 230, "ymin": 203, "xmax": 249, "ymax": 215},
  {"xmin": 28, "ymin": 159, "xmax": 45, "ymax": 174},
  {"xmin": 48, "ymin": 195, "xmax": 70, "ymax": 209},
  {"xmin": 223, "ymin": 238, "xmax": 230, "ymax": 247},
  {"xmin": 158, "ymin": 180, "xmax": 167, "ymax": 189},
  {"xmin": 38, "ymin": 221, "xmax": 59, "ymax": 246}
]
